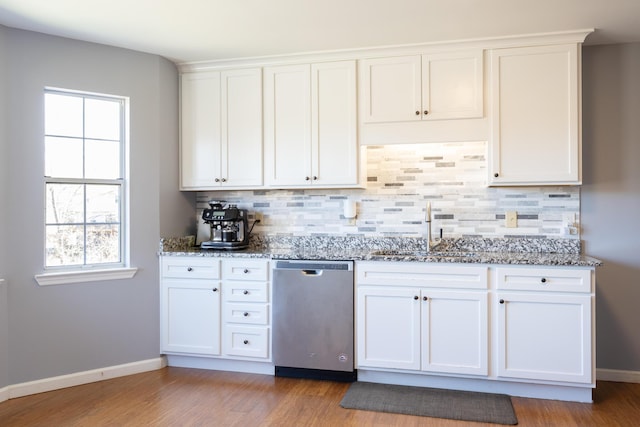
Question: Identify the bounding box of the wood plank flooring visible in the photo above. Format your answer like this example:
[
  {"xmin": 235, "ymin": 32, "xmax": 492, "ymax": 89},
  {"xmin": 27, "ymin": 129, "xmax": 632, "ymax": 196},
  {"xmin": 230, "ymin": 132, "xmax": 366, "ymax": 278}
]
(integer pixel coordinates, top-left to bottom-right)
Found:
[{"xmin": 1, "ymin": 367, "xmax": 639, "ymax": 426}]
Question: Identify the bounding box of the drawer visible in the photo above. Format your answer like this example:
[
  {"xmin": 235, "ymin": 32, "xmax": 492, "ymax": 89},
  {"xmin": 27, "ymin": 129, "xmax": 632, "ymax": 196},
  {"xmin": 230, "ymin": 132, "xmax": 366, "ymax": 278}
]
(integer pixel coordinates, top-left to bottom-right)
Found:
[
  {"xmin": 162, "ymin": 257, "xmax": 220, "ymax": 280},
  {"xmin": 224, "ymin": 303, "xmax": 269, "ymax": 325},
  {"xmin": 496, "ymin": 267, "xmax": 592, "ymax": 293},
  {"xmin": 356, "ymin": 261, "xmax": 488, "ymax": 289},
  {"xmin": 223, "ymin": 281, "xmax": 269, "ymax": 303},
  {"xmin": 223, "ymin": 259, "xmax": 269, "ymax": 281},
  {"xmin": 223, "ymin": 325, "xmax": 269, "ymax": 359}
]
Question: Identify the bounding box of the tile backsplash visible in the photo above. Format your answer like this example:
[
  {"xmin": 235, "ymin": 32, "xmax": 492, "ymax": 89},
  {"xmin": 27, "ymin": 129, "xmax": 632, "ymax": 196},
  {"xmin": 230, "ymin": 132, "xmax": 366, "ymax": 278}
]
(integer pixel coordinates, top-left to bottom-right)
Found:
[{"xmin": 196, "ymin": 142, "xmax": 580, "ymax": 240}]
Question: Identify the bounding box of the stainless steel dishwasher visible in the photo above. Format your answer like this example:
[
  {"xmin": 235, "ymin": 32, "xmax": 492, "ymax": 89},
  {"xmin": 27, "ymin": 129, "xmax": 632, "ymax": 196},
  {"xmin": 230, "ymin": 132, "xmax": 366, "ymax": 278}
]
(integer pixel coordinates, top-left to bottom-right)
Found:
[{"xmin": 272, "ymin": 260, "xmax": 356, "ymax": 381}]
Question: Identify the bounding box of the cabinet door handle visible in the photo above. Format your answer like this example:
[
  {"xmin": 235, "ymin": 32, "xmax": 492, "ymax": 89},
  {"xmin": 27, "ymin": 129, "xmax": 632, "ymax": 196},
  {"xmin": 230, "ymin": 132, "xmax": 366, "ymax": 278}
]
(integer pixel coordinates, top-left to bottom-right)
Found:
[
  {"xmin": 243, "ymin": 269, "xmax": 249, "ymax": 274},
  {"xmin": 243, "ymin": 340, "xmax": 249, "ymax": 345},
  {"xmin": 423, "ymin": 296, "xmax": 428, "ymax": 301},
  {"xmin": 423, "ymin": 110, "xmax": 429, "ymax": 115},
  {"xmin": 312, "ymin": 176, "xmax": 318, "ymax": 180},
  {"xmin": 494, "ymin": 173, "xmax": 499, "ymax": 178},
  {"xmin": 414, "ymin": 295, "xmax": 419, "ymax": 300},
  {"xmin": 305, "ymin": 176, "xmax": 310, "ymax": 181},
  {"xmin": 215, "ymin": 178, "xmax": 220, "ymax": 182},
  {"xmin": 499, "ymin": 299, "xmax": 505, "ymax": 304},
  {"xmin": 243, "ymin": 312, "xmax": 249, "ymax": 317},
  {"xmin": 541, "ymin": 278, "xmax": 547, "ymax": 284},
  {"xmin": 187, "ymin": 267, "xmax": 193, "ymax": 272},
  {"xmin": 212, "ymin": 287, "xmax": 218, "ymax": 292},
  {"xmin": 221, "ymin": 178, "xmax": 226, "ymax": 182},
  {"xmin": 243, "ymin": 290, "xmax": 249, "ymax": 295},
  {"xmin": 415, "ymin": 110, "xmax": 420, "ymax": 116}
]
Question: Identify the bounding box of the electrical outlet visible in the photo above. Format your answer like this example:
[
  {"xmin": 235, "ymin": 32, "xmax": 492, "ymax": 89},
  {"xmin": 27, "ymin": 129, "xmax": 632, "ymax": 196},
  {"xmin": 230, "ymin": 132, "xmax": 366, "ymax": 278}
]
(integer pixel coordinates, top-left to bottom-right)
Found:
[
  {"xmin": 254, "ymin": 212, "xmax": 264, "ymax": 225},
  {"xmin": 505, "ymin": 211, "xmax": 518, "ymax": 228}
]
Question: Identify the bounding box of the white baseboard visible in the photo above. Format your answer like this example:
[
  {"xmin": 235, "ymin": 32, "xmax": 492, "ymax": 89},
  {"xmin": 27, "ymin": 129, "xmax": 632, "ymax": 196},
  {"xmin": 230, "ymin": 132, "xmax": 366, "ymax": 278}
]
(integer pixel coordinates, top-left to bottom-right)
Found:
[
  {"xmin": 597, "ymin": 368, "xmax": 640, "ymax": 383},
  {"xmin": 6, "ymin": 357, "xmax": 166, "ymax": 400},
  {"xmin": 0, "ymin": 386, "xmax": 8, "ymax": 403},
  {"xmin": 166, "ymin": 355, "xmax": 274, "ymax": 376}
]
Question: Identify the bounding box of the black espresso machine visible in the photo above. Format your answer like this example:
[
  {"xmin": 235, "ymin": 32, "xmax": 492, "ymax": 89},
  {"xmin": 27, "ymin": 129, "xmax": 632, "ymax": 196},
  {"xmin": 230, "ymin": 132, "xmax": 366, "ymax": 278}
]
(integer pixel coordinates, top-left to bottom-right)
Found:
[{"xmin": 200, "ymin": 201, "xmax": 258, "ymax": 250}]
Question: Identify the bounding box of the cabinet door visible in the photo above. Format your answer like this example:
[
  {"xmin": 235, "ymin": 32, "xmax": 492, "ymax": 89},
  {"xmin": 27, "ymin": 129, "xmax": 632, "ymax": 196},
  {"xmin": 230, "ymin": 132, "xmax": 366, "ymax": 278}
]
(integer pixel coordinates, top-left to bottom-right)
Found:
[
  {"xmin": 489, "ymin": 44, "xmax": 580, "ymax": 185},
  {"xmin": 497, "ymin": 292, "xmax": 592, "ymax": 384},
  {"xmin": 311, "ymin": 61, "xmax": 358, "ymax": 186},
  {"xmin": 263, "ymin": 64, "xmax": 312, "ymax": 186},
  {"xmin": 421, "ymin": 290, "xmax": 488, "ymax": 376},
  {"xmin": 357, "ymin": 286, "xmax": 421, "ymax": 370},
  {"xmin": 422, "ymin": 51, "xmax": 483, "ymax": 120},
  {"xmin": 359, "ymin": 55, "xmax": 422, "ymax": 123},
  {"xmin": 221, "ymin": 68, "xmax": 263, "ymax": 187},
  {"xmin": 180, "ymin": 71, "xmax": 221, "ymax": 189},
  {"xmin": 161, "ymin": 279, "xmax": 221, "ymax": 355}
]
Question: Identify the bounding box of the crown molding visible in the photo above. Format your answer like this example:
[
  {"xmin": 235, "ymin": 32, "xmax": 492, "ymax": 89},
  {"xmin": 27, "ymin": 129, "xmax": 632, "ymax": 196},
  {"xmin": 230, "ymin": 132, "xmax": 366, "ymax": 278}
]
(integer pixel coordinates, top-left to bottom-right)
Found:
[{"xmin": 178, "ymin": 29, "xmax": 594, "ymax": 73}]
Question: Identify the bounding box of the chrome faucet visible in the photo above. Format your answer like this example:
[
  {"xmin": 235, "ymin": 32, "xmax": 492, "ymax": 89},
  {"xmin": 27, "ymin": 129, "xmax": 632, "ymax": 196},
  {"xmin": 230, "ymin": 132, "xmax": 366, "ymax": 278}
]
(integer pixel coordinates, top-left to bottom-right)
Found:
[{"xmin": 425, "ymin": 202, "xmax": 432, "ymax": 252}]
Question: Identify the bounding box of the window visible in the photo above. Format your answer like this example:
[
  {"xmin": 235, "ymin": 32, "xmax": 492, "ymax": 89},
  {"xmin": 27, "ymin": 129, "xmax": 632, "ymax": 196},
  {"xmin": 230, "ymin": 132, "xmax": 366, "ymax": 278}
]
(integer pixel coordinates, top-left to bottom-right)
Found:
[{"xmin": 44, "ymin": 89, "xmax": 128, "ymax": 269}]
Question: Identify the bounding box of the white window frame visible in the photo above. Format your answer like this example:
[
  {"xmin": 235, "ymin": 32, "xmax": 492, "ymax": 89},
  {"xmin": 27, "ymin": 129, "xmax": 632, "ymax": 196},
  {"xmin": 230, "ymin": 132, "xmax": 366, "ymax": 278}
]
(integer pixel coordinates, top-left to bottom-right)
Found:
[{"xmin": 35, "ymin": 88, "xmax": 136, "ymax": 286}]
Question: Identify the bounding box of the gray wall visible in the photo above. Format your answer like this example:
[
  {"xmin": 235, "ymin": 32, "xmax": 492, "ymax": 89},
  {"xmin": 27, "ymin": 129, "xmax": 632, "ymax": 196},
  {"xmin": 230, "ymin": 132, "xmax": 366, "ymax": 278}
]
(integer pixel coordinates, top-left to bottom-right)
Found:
[
  {"xmin": 0, "ymin": 25, "xmax": 9, "ymax": 389},
  {"xmin": 582, "ymin": 43, "xmax": 640, "ymax": 372},
  {"xmin": 2, "ymin": 27, "xmax": 194, "ymax": 385}
]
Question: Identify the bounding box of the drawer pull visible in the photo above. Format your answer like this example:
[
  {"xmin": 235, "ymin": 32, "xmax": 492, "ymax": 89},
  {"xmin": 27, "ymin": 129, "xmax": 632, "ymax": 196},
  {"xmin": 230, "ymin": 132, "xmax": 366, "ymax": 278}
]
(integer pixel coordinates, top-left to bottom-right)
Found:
[
  {"xmin": 187, "ymin": 267, "xmax": 193, "ymax": 272},
  {"xmin": 499, "ymin": 299, "xmax": 505, "ymax": 304},
  {"xmin": 243, "ymin": 340, "xmax": 249, "ymax": 345},
  {"xmin": 413, "ymin": 295, "xmax": 419, "ymax": 300},
  {"xmin": 243, "ymin": 312, "xmax": 249, "ymax": 317},
  {"xmin": 541, "ymin": 278, "xmax": 547, "ymax": 284},
  {"xmin": 243, "ymin": 290, "xmax": 249, "ymax": 295},
  {"xmin": 212, "ymin": 288, "xmax": 218, "ymax": 292},
  {"xmin": 243, "ymin": 269, "xmax": 249, "ymax": 274}
]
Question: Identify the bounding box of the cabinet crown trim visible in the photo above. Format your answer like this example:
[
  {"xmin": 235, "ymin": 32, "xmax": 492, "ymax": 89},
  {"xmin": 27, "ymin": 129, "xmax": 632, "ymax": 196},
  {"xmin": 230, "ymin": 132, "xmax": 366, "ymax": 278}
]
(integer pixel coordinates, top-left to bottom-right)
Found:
[{"xmin": 179, "ymin": 29, "xmax": 594, "ymax": 72}]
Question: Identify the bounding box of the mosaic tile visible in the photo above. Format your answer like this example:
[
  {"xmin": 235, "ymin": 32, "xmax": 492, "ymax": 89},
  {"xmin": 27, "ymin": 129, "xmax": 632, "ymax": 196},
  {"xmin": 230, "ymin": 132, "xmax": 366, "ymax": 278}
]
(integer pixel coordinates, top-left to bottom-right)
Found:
[{"xmin": 193, "ymin": 142, "xmax": 580, "ymax": 240}]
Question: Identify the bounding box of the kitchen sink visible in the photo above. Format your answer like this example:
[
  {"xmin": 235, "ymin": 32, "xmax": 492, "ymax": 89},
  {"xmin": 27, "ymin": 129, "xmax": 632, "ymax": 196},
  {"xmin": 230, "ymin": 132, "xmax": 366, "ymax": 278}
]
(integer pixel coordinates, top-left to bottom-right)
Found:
[{"xmin": 369, "ymin": 250, "xmax": 478, "ymax": 258}]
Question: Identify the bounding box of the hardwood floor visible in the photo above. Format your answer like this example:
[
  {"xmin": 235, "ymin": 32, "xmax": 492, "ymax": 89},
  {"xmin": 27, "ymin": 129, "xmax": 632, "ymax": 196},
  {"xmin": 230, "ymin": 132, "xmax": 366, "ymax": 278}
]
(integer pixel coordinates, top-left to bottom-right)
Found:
[{"xmin": 1, "ymin": 368, "xmax": 639, "ymax": 426}]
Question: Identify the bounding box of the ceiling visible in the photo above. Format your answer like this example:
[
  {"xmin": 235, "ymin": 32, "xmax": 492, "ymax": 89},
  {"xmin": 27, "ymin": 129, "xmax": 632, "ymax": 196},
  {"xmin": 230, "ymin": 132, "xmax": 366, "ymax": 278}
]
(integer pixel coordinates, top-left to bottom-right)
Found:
[{"xmin": 1, "ymin": 0, "xmax": 639, "ymax": 64}]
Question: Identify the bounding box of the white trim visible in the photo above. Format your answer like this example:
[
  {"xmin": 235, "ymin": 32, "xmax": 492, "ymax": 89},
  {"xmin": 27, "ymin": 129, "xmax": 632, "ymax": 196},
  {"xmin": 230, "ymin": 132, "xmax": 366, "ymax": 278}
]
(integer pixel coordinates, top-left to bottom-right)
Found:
[
  {"xmin": 358, "ymin": 369, "xmax": 594, "ymax": 403},
  {"xmin": 597, "ymin": 368, "xmax": 640, "ymax": 383},
  {"xmin": 0, "ymin": 386, "xmax": 8, "ymax": 403},
  {"xmin": 166, "ymin": 355, "xmax": 274, "ymax": 376},
  {"xmin": 7, "ymin": 357, "xmax": 165, "ymax": 400},
  {"xmin": 179, "ymin": 29, "xmax": 594, "ymax": 72},
  {"xmin": 34, "ymin": 267, "xmax": 138, "ymax": 286}
]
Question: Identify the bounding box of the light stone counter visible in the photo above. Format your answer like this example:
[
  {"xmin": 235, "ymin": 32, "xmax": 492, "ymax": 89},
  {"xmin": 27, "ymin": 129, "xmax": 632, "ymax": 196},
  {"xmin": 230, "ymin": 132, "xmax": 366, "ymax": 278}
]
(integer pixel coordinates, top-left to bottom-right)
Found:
[{"xmin": 159, "ymin": 235, "xmax": 602, "ymax": 268}]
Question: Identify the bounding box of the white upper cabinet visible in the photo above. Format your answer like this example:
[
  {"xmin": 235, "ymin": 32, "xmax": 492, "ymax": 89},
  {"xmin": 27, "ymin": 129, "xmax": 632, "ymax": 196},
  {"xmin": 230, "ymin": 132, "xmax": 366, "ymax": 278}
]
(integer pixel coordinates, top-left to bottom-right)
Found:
[
  {"xmin": 264, "ymin": 60, "xmax": 359, "ymax": 188},
  {"xmin": 180, "ymin": 68, "xmax": 263, "ymax": 190},
  {"xmin": 360, "ymin": 50, "xmax": 484, "ymax": 124},
  {"xmin": 489, "ymin": 44, "xmax": 581, "ymax": 185},
  {"xmin": 181, "ymin": 71, "xmax": 221, "ymax": 189}
]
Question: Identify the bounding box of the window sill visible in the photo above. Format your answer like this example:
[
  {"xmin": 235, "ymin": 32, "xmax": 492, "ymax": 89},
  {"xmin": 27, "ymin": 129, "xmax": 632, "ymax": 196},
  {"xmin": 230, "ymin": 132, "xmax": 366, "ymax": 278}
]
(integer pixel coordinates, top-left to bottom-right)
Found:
[{"xmin": 34, "ymin": 267, "xmax": 138, "ymax": 286}]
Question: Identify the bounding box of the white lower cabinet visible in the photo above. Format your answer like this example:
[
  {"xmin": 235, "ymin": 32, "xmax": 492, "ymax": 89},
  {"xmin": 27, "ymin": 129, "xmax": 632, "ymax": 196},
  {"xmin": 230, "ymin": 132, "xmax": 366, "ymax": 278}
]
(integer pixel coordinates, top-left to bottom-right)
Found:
[
  {"xmin": 160, "ymin": 257, "xmax": 271, "ymax": 362},
  {"xmin": 222, "ymin": 259, "xmax": 271, "ymax": 360},
  {"xmin": 160, "ymin": 257, "xmax": 222, "ymax": 355},
  {"xmin": 421, "ymin": 289, "xmax": 488, "ymax": 376},
  {"xmin": 356, "ymin": 262, "xmax": 596, "ymax": 396},
  {"xmin": 495, "ymin": 267, "xmax": 593, "ymax": 384},
  {"xmin": 356, "ymin": 262, "xmax": 489, "ymax": 376},
  {"xmin": 357, "ymin": 286, "xmax": 421, "ymax": 370}
]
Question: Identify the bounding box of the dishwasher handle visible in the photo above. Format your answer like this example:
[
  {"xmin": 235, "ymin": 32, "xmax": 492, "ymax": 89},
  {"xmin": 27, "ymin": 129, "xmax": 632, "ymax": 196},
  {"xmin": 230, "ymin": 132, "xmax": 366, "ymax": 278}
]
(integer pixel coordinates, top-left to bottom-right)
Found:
[
  {"xmin": 301, "ymin": 269, "xmax": 322, "ymax": 276},
  {"xmin": 274, "ymin": 260, "xmax": 353, "ymax": 271}
]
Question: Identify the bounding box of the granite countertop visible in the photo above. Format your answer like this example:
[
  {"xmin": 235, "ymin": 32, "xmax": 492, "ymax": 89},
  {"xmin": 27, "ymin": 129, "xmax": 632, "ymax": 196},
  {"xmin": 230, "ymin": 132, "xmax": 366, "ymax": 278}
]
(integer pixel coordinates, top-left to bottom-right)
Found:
[{"xmin": 159, "ymin": 235, "xmax": 602, "ymax": 268}]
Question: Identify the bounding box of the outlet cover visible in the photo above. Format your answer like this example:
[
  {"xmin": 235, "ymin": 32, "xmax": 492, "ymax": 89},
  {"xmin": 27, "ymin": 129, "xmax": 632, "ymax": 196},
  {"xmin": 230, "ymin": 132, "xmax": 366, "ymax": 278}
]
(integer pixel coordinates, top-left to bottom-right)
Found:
[
  {"xmin": 254, "ymin": 212, "xmax": 264, "ymax": 225},
  {"xmin": 506, "ymin": 211, "xmax": 518, "ymax": 228}
]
